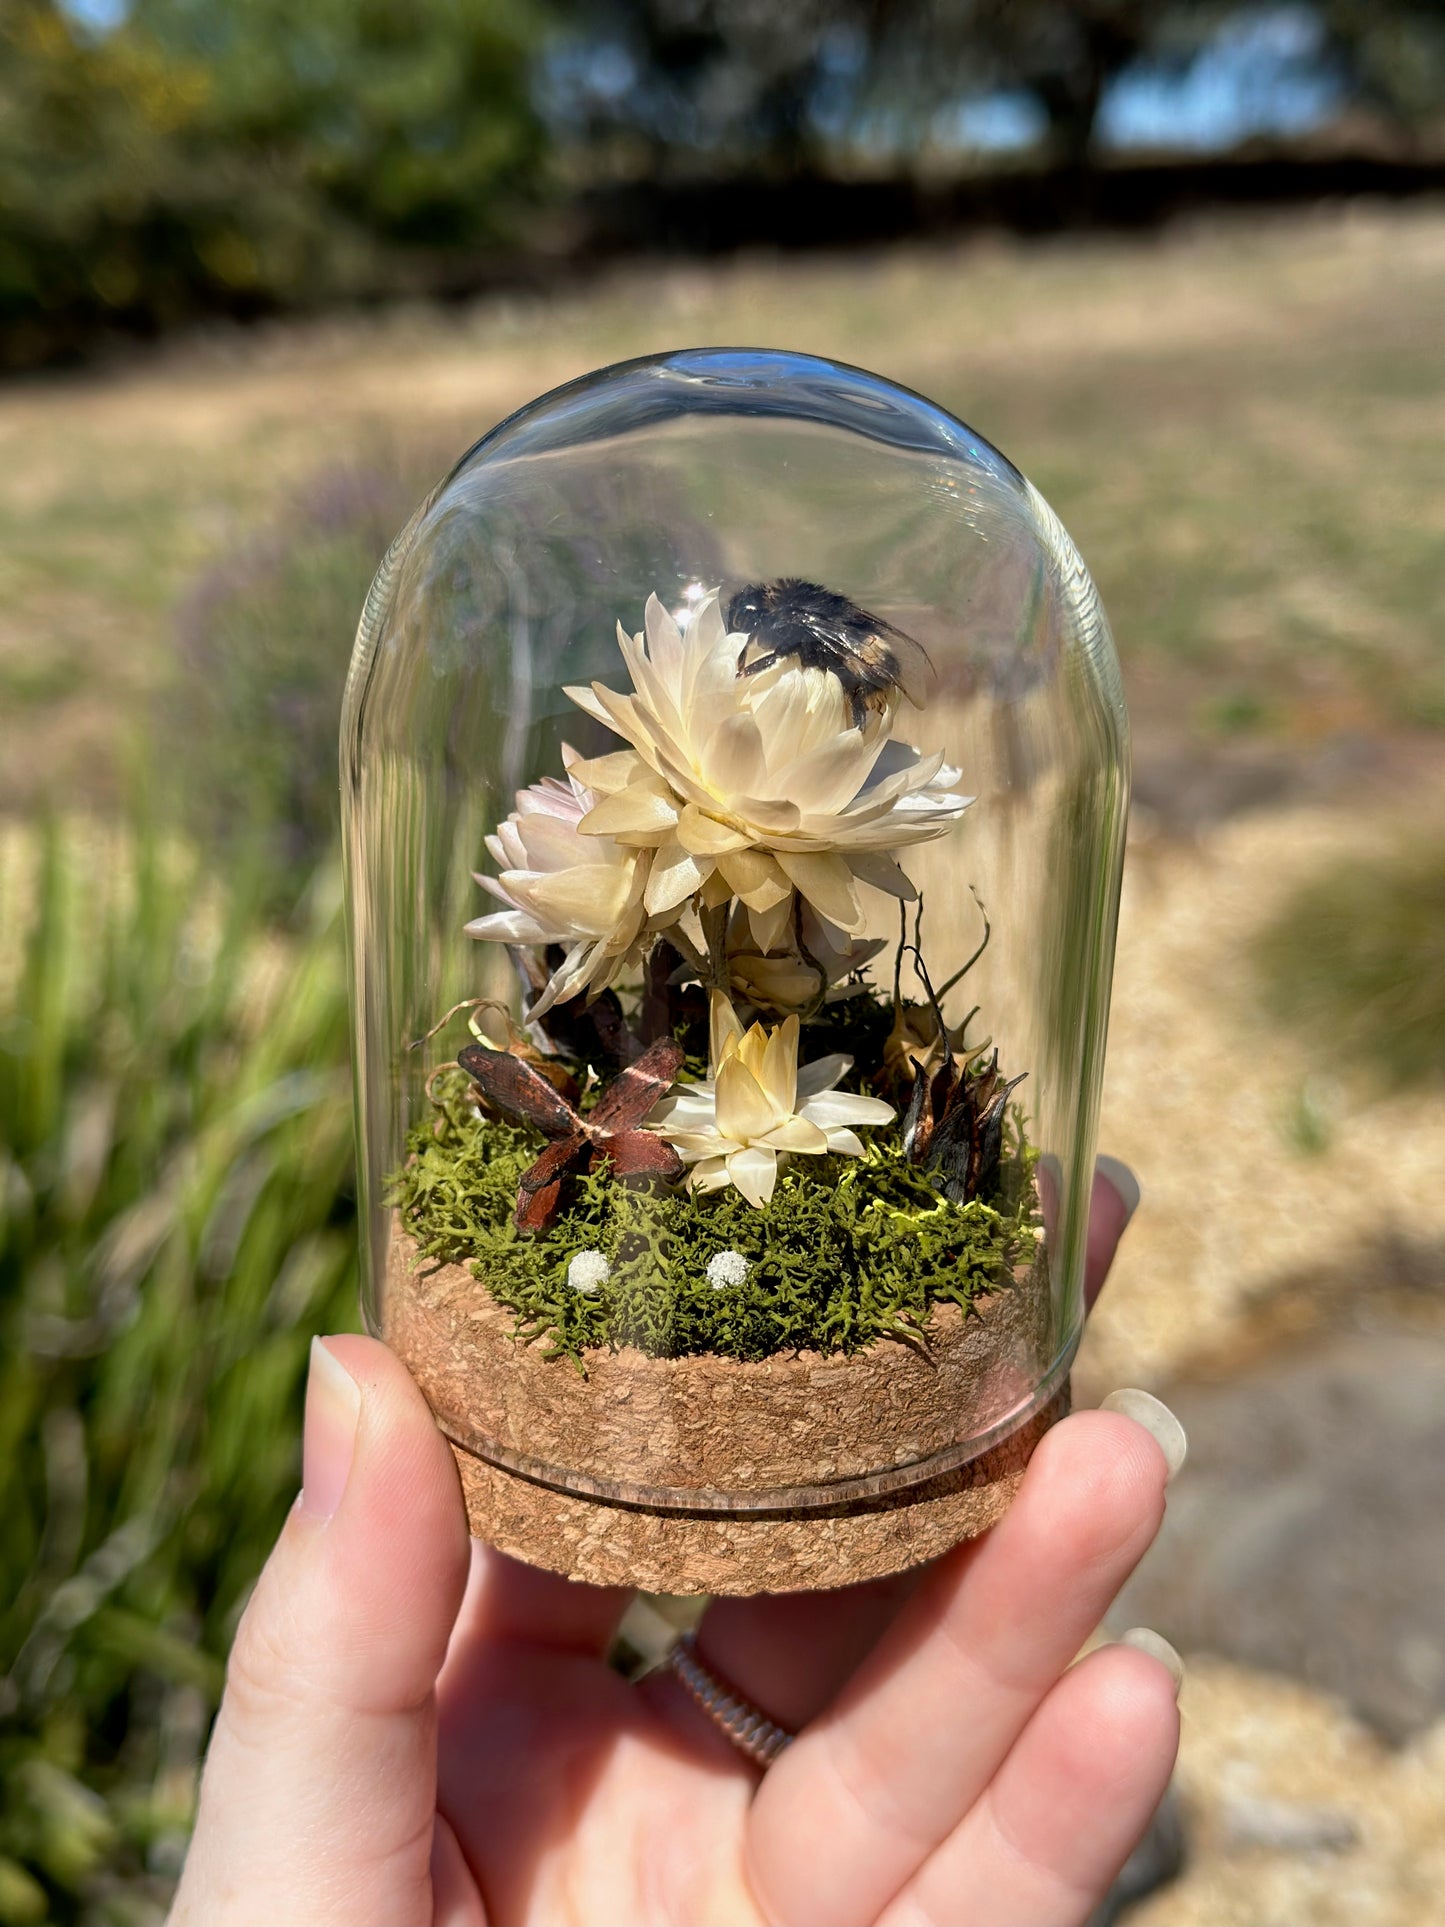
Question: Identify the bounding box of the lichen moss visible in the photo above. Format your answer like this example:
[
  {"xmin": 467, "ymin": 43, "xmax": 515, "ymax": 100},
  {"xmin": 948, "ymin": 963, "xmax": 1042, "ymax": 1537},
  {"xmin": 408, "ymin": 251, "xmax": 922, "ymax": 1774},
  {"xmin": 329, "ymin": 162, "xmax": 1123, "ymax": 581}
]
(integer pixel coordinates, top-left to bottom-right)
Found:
[{"xmin": 392, "ymin": 1069, "xmax": 1042, "ymax": 1364}]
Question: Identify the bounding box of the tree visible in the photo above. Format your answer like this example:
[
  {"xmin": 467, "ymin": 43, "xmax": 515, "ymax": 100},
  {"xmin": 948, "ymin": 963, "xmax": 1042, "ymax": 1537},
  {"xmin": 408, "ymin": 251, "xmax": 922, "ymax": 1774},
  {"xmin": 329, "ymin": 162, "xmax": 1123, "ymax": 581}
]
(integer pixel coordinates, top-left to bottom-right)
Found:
[
  {"xmin": 548, "ymin": 0, "xmax": 1443, "ymax": 175},
  {"xmin": 0, "ymin": 0, "xmax": 548, "ymax": 361},
  {"xmin": 542, "ymin": 0, "xmax": 848, "ymax": 172},
  {"xmin": 1321, "ymin": 0, "xmax": 1445, "ymax": 131}
]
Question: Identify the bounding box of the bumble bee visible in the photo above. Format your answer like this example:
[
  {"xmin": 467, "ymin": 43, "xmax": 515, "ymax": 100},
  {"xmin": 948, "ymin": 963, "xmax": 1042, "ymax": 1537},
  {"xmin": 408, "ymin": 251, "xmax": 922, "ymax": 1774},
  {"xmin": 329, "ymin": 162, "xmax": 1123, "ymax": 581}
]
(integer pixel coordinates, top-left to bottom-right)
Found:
[{"xmin": 724, "ymin": 578, "xmax": 935, "ymax": 727}]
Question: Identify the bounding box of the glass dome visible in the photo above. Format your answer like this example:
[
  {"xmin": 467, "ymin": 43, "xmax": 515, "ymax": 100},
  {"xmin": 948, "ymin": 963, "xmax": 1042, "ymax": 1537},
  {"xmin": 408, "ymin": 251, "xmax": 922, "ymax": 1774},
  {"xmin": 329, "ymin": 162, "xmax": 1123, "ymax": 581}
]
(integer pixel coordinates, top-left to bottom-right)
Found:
[{"xmin": 341, "ymin": 348, "xmax": 1128, "ymax": 1596}]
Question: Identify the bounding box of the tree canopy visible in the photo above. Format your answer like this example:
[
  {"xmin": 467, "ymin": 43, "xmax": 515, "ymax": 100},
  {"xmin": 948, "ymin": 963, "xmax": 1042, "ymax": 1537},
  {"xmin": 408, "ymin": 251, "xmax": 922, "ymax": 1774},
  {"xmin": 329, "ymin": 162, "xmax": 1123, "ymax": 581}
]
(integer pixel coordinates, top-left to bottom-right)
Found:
[
  {"xmin": 0, "ymin": 0, "xmax": 1440, "ymax": 362},
  {"xmin": 0, "ymin": 0, "xmax": 545, "ymax": 358}
]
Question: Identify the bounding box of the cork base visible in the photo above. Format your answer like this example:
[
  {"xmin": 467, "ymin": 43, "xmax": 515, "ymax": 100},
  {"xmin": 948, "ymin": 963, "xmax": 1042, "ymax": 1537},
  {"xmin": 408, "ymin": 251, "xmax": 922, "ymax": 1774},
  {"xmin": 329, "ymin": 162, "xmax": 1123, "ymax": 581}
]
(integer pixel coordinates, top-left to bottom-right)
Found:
[
  {"xmin": 446, "ymin": 1380, "xmax": 1069, "ymax": 1593},
  {"xmin": 384, "ymin": 1223, "xmax": 1070, "ymax": 1593}
]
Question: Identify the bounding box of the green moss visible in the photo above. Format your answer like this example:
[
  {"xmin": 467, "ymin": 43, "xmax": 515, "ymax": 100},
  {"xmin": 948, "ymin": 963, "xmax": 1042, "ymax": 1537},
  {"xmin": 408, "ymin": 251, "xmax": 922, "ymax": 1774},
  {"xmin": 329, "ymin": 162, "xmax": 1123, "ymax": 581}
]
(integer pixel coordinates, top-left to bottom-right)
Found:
[{"xmin": 392, "ymin": 1069, "xmax": 1040, "ymax": 1365}]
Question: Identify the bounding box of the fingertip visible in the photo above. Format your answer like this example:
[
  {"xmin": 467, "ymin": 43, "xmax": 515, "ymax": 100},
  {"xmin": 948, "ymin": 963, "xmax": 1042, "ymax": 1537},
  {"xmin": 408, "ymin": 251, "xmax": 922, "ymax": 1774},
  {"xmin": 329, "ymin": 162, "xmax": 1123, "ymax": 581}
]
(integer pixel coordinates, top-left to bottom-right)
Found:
[
  {"xmin": 339, "ymin": 1331, "xmax": 471, "ymax": 1541},
  {"xmin": 1020, "ymin": 1409, "xmax": 1171, "ymax": 1569},
  {"xmin": 1095, "ymin": 1155, "xmax": 1141, "ymax": 1224},
  {"xmin": 1071, "ymin": 1641, "xmax": 1183, "ymax": 1772},
  {"xmin": 320, "ymin": 1329, "xmax": 431, "ymax": 1410},
  {"xmin": 1084, "ymin": 1158, "xmax": 1139, "ymax": 1310},
  {"xmin": 1031, "ymin": 1405, "xmax": 1170, "ymax": 1496},
  {"xmin": 1100, "ymin": 1388, "xmax": 1188, "ymax": 1481},
  {"xmin": 1117, "ymin": 1626, "xmax": 1185, "ymax": 1698}
]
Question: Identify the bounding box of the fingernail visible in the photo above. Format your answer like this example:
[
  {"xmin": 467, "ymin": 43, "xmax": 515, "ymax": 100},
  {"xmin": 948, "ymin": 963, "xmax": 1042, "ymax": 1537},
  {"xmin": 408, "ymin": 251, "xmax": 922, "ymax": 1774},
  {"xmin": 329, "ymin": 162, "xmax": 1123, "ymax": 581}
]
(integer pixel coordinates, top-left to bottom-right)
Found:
[
  {"xmin": 301, "ymin": 1337, "xmax": 361, "ymax": 1521},
  {"xmin": 1119, "ymin": 1627, "xmax": 1185, "ymax": 1697},
  {"xmin": 1096, "ymin": 1154, "xmax": 1141, "ymax": 1223},
  {"xmin": 1101, "ymin": 1388, "xmax": 1188, "ymax": 1481}
]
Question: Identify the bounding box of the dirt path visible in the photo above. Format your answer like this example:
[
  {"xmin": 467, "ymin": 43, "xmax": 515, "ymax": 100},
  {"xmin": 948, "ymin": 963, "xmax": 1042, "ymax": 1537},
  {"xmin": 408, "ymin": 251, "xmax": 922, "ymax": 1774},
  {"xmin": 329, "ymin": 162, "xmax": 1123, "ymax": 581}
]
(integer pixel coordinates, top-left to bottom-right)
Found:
[
  {"xmin": 1081, "ymin": 781, "xmax": 1445, "ymax": 1397},
  {"xmin": 1072, "ymin": 772, "xmax": 1445, "ymax": 1925}
]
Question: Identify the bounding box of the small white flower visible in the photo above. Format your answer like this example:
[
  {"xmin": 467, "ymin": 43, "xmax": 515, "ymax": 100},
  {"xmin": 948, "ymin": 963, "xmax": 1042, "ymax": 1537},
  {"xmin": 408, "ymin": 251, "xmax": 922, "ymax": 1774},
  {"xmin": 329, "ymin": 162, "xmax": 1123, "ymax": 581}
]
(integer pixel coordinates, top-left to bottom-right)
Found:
[
  {"xmin": 566, "ymin": 1249, "xmax": 611, "ymax": 1294},
  {"xmin": 648, "ymin": 991, "xmax": 895, "ymax": 1208},
  {"xmin": 706, "ymin": 1249, "xmax": 750, "ymax": 1290}
]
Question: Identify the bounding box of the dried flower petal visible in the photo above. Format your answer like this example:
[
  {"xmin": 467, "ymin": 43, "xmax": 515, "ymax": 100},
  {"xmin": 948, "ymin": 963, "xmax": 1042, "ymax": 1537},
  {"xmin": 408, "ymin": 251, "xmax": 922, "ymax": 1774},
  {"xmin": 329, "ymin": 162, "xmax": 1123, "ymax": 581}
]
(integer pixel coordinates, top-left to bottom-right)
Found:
[{"xmin": 465, "ymin": 747, "xmax": 655, "ymax": 1016}]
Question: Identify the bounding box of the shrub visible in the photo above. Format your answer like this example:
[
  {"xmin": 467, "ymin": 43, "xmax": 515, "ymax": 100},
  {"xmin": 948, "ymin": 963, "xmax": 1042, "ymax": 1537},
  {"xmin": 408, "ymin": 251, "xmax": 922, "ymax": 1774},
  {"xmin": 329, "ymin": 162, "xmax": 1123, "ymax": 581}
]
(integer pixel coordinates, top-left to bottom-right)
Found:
[
  {"xmin": 164, "ymin": 459, "xmax": 427, "ymax": 913},
  {"xmin": 0, "ymin": 819, "xmax": 357, "ymax": 1921},
  {"xmin": 0, "ymin": 0, "xmax": 549, "ymax": 364},
  {"xmin": 1253, "ymin": 834, "xmax": 1445, "ymax": 1090}
]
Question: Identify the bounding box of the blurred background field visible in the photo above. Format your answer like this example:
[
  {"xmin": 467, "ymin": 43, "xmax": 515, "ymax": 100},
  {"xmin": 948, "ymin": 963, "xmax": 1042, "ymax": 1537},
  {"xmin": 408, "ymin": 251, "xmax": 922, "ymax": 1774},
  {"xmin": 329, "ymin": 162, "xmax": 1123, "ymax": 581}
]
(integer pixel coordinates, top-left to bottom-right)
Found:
[{"xmin": 2, "ymin": 2, "xmax": 1444, "ymax": 1921}]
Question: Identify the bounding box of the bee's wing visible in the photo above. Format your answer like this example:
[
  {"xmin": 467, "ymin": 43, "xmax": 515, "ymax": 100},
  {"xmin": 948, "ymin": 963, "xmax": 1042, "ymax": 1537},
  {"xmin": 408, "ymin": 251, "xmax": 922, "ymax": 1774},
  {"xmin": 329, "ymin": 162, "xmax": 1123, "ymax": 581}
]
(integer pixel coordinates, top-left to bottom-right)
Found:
[{"xmin": 876, "ymin": 619, "xmax": 938, "ymax": 711}]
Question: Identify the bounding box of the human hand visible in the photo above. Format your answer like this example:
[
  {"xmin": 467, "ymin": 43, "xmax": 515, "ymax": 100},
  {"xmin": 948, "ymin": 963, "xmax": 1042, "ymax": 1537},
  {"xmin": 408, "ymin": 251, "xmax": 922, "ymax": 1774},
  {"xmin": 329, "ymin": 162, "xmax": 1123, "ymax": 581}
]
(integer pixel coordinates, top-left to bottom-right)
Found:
[{"xmin": 171, "ymin": 1157, "xmax": 1182, "ymax": 1927}]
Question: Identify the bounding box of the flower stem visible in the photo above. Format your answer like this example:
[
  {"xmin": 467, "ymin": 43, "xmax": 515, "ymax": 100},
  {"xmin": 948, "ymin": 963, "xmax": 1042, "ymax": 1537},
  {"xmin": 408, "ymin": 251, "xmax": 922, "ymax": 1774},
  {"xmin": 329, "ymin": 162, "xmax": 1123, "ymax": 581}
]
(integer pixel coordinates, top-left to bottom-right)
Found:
[
  {"xmin": 665, "ymin": 924, "xmax": 709, "ymax": 981},
  {"xmin": 793, "ymin": 894, "xmax": 829, "ymax": 1020}
]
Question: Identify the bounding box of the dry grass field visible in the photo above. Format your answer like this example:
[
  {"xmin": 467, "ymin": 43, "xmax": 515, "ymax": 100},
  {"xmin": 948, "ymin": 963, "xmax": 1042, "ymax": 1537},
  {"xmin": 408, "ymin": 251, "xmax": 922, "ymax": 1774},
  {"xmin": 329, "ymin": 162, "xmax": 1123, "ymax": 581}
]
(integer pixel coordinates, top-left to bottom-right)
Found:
[{"xmin": 3, "ymin": 201, "xmax": 1443, "ymax": 810}]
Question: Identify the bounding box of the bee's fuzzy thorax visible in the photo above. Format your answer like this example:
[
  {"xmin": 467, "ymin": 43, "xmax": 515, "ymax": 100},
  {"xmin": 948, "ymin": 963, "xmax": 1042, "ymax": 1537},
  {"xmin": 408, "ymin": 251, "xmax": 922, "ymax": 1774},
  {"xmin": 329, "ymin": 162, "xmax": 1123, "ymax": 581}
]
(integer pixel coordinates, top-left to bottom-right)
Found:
[{"xmin": 724, "ymin": 576, "xmax": 933, "ymax": 728}]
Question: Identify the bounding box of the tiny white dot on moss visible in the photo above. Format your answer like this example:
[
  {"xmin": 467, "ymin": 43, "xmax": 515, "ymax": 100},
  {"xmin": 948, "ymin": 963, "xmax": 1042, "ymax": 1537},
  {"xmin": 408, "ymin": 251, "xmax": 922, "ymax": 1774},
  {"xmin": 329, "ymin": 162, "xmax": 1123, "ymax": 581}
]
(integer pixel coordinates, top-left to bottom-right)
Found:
[
  {"xmin": 567, "ymin": 1249, "xmax": 611, "ymax": 1294},
  {"xmin": 706, "ymin": 1249, "xmax": 750, "ymax": 1289}
]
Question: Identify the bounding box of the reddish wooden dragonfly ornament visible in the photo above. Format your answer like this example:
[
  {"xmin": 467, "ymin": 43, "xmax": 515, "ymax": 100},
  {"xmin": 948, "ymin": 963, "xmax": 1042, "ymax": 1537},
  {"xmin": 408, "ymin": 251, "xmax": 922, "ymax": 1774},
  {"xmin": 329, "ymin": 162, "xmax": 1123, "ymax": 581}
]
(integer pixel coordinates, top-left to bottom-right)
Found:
[{"xmin": 457, "ymin": 1036, "xmax": 685, "ymax": 1232}]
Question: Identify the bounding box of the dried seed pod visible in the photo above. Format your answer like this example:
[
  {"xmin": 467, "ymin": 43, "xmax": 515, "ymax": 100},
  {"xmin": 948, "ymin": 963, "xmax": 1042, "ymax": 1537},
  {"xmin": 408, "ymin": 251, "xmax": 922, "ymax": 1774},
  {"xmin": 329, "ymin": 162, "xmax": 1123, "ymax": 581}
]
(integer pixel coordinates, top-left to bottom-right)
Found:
[
  {"xmin": 903, "ymin": 1040, "xmax": 1026, "ymax": 1206},
  {"xmin": 459, "ymin": 1036, "xmax": 685, "ymax": 1232}
]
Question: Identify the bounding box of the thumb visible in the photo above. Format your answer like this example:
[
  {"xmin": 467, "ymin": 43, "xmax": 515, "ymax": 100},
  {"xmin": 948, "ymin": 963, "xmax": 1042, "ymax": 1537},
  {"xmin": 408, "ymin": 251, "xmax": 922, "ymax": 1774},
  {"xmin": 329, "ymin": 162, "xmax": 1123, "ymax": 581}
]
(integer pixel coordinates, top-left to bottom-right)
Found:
[{"xmin": 171, "ymin": 1335, "xmax": 471, "ymax": 1927}]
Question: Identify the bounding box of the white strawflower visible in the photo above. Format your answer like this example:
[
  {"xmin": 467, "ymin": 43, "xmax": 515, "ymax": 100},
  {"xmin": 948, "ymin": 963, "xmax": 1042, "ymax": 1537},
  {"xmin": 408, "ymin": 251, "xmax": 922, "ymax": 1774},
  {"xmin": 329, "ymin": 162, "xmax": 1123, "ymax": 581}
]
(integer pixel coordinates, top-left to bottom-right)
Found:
[
  {"xmin": 565, "ymin": 591, "xmax": 971, "ymax": 947},
  {"xmin": 566, "ymin": 1249, "xmax": 611, "ymax": 1294},
  {"xmin": 649, "ymin": 991, "xmax": 895, "ymax": 1208},
  {"xmin": 464, "ymin": 747, "xmax": 653, "ymax": 1017},
  {"xmin": 706, "ymin": 1249, "xmax": 750, "ymax": 1289}
]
